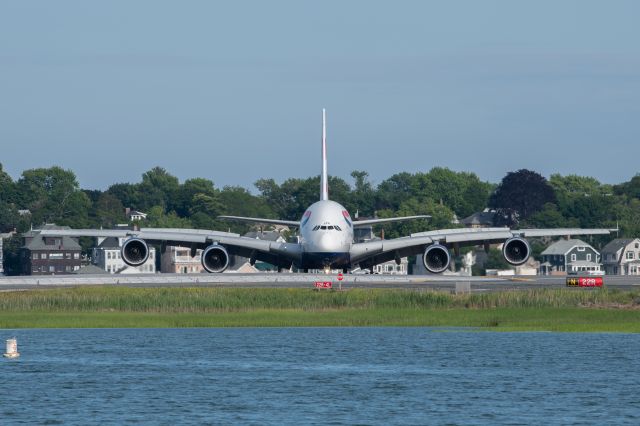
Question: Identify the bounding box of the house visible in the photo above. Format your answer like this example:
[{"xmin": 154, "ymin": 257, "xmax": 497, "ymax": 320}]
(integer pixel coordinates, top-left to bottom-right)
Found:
[
  {"xmin": 601, "ymin": 238, "xmax": 640, "ymax": 275},
  {"xmin": 20, "ymin": 225, "xmax": 82, "ymax": 275},
  {"xmin": 161, "ymin": 246, "xmax": 204, "ymax": 274},
  {"xmin": 243, "ymin": 231, "xmax": 286, "ymax": 243},
  {"xmin": 125, "ymin": 208, "xmax": 147, "ymax": 222},
  {"xmin": 539, "ymin": 239, "xmax": 602, "ymax": 276},
  {"xmin": 92, "ymin": 237, "xmax": 156, "ymax": 274},
  {"xmin": 460, "ymin": 209, "xmax": 497, "ymax": 228}
]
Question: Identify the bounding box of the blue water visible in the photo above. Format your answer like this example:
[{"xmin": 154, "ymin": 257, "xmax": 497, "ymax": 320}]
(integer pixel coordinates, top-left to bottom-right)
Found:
[{"xmin": 1, "ymin": 328, "xmax": 639, "ymax": 425}]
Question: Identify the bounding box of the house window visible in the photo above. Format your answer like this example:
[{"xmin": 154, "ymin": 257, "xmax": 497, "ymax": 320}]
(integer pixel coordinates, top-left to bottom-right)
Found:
[
  {"xmin": 65, "ymin": 253, "xmax": 71, "ymax": 259},
  {"xmin": 74, "ymin": 253, "xmax": 80, "ymax": 259},
  {"xmin": 32, "ymin": 253, "xmax": 39, "ymax": 260},
  {"xmin": 32, "ymin": 266, "xmax": 38, "ymax": 272},
  {"xmin": 577, "ymin": 247, "xmax": 585, "ymax": 251},
  {"xmin": 42, "ymin": 253, "xmax": 47, "ymax": 259},
  {"xmin": 49, "ymin": 253, "xmax": 63, "ymax": 260},
  {"xmin": 587, "ymin": 254, "xmax": 591, "ymax": 262},
  {"xmin": 49, "ymin": 266, "xmax": 55, "ymax": 272},
  {"xmin": 626, "ymin": 251, "xmax": 634, "ymax": 260},
  {"xmin": 571, "ymin": 254, "xmax": 577, "ymax": 261}
]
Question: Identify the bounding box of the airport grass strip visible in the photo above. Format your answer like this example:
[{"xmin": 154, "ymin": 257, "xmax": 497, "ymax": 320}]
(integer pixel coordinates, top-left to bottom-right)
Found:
[{"xmin": 1, "ymin": 287, "xmax": 640, "ymax": 331}]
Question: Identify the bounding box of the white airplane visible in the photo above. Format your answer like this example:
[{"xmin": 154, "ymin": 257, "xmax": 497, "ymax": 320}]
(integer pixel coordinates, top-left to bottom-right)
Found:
[{"xmin": 41, "ymin": 110, "xmax": 614, "ymax": 274}]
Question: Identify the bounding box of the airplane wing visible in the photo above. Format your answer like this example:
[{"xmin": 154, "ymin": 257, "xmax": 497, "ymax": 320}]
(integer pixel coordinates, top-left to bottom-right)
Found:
[
  {"xmin": 218, "ymin": 216, "xmax": 300, "ymax": 228},
  {"xmin": 39, "ymin": 228, "xmax": 303, "ymax": 269},
  {"xmin": 350, "ymin": 227, "xmax": 616, "ymax": 268},
  {"xmin": 352, "ymin": 215, "xmax": 430, "ymax": 228}
]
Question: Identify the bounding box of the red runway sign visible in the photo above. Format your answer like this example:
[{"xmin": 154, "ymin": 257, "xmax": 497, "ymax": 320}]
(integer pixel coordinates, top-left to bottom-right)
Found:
[
  {"xmin": 314, "ymin": 281, "xmax": 333, "ymax": 289},
  {"xmin": 566, "ymin": 277, "xmax": 604, "ymax": 287}
]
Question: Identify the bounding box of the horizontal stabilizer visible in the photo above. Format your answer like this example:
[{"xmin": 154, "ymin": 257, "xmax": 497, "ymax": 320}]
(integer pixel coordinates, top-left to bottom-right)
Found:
[
  {"xmin": 353, "ymin": 215, "xmax": 431, "ymax": 228},
  {"xmin": 218, "ymin": 215, "xmax": 300, "ymax": 228}
]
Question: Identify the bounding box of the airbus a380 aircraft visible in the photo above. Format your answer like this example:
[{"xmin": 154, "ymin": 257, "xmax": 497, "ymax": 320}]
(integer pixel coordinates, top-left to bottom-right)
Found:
[{"xmin": 42, "ymin": 110, "xmax": 614, "ymax": 274}]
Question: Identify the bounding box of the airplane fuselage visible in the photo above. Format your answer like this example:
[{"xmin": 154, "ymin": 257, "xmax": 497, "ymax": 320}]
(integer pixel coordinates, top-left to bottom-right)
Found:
[{"xmin": 299, "ymin": 200, "xmax": 353, "ymax": 269}]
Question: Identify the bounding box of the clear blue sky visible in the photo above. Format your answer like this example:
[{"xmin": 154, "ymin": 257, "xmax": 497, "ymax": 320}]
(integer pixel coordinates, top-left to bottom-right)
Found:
[{"xmin": 1, "ymin": 1, "xmax": 639, "ymax": 190}]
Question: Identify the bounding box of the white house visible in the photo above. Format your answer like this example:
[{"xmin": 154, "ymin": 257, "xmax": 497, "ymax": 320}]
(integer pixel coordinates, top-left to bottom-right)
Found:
[
  {"xmin": 601, "ymin": 238, "xmax": 640, "ymax": 275},
  {"xmin": 92, "ymin": 237, "xmax": 156, "ymax": 274}
]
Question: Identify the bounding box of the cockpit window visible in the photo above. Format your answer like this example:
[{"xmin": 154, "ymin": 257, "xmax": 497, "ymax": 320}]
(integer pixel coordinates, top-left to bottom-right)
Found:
[{"xmin": 312, "ymin": 224, "xmax": 342, "ymax": 231}]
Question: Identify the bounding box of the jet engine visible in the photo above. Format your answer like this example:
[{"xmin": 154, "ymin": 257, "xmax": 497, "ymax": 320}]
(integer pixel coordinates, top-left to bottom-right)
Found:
[
  {"xmin": 121, "ymin": 238, "xmax": 150, "ymax": 266},
  {"xmin": 422, "ymin": 244, "xmax": 451, "ymax": 274},
  {"xmin": 502, "ymin": 237, "xmax": 530, "ymax": 266},
  {"xmin": 202, "ymin": 244, "xmax": 230, "ymax": 273}
]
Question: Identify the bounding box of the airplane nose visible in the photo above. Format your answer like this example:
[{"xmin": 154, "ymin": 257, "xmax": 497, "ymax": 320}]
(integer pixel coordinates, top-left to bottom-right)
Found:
[{"xmin": 319, "ymin": 233, "xmax": 341, "ymax": 252}]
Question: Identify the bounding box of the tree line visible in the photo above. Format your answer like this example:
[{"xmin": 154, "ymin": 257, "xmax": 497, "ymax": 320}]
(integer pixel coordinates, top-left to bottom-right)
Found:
[{"xmin": 1, "ymin": 162, "xmax": 640, "ymax": 272}]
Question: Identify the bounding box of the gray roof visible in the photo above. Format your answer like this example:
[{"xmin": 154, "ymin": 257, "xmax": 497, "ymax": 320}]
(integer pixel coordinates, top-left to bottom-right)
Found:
[
  {"xmin": 601, "ymin": 238, "xmax": 636, "ymax": 255},
  {"xmin": 460, "ymin": 211, "xmax": 496, "ymax": 226},
  {"xmin": 23, "ymin": 225, "xmax": 81, "ymax": 251},
  {"xmin": 98, "ymin": 237, "xmax": 121, "ymax": 249},
  {"xmin": 243, "ymin": 231, "xmax": 284, "ymax": 242},
  {"xmin": 73, "ymin": 265, "xmax": 108, "ymax": 275},
  {"xmin": 541, "ymin": 239, "xmax": 593, "ymax": 256},
  {"xmin": 23, "ymin": 235, "xmax": 81, "ymax": 251}
]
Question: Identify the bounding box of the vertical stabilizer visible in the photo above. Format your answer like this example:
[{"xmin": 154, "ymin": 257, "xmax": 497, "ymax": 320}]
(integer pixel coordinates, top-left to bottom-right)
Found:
[{"xmin": 320, "ymin": 108, "xmax": 329, "ymax": 201}]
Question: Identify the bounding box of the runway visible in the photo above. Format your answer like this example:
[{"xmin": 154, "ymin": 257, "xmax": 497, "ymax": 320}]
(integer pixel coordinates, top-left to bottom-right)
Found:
[{"xmin": 1, "ymin": 273, "xmax": 639, "ymax": 292}]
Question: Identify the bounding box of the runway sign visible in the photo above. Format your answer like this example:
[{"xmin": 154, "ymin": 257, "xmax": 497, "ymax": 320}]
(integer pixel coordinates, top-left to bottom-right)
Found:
[
  {"xmin": 314, "ymin": 281, "xmax": 333, "ymax": 289},
  {"xmin": 566, "ymin": 277, "xmax": 604, "ymax": 287}
]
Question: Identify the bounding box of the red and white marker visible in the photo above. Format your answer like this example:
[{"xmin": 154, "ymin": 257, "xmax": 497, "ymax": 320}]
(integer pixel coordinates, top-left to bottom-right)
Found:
[{"xmin": 337, "ymin": 273, "xmax": 344, "ymax": 281}]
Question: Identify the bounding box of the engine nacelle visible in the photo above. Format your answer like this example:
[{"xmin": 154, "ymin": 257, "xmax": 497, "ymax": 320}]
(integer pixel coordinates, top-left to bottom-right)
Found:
[
  {"xmin": 423, "ymin": 244, "xmax": 451, "ymax": 274},
  {"xmin": 502, "ymin": 237, "xmax": 531, "ymax": 266},
  {"xmin": 121, "ymin": 238, "xmax": 150, "ymax": 266},
  {"xmin": 202, "ymin": 244, "xmax": 230, "ymax": 273}
]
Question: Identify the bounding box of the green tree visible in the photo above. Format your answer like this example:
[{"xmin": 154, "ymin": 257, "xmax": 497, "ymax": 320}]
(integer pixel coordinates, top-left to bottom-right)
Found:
[
  {"xmin": 375, "ymin": 172, "xmax": 415, "ymax": 211},
  {"xmin": 92, "ymin": 192, "xmax": 125, "ymax": 227},
  {"xmin": 15, "ymin": 167, "xmax": 90, "ymax": 227},
  {"xmin": 146, "ymin": 206, "xmax": 192, "ymax": 228},
  {"xmin": 525, "ymin": 203, "xmax": 578, "ymax": 228},
  {"xmin": 484, "ymin": 248, "xmax": 511, "ymax": 272},
  {"xmin": 0, "ymin": 201, "xmax": 19, "ymax": 232},
  {"xmin": 350, "ymin": 170, "xmax": 375, "ymax": 216},
  {"xmin": 489, "ymin": 169, "xmax": 556, "ymax": 225},
  {"xmin": 138, "ymin": 167, "xmax": 180, "ymax": 211},
  {"xmin": 107, "ymin": 183, "xmax": 140, "ymax": 209},
  {"xmin": 176, "ymin": 178, "xmax": 219, "ymax": 217},
  {"xmin": 614, "ymin": 174, "xmax": 640, "ymax": 200},
  {"xmin": 0, "ymin": 163, "xmax": 15, "ymax": 204}
]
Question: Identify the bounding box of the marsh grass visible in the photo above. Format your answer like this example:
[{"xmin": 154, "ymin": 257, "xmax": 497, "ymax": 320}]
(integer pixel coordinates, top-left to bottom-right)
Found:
[
  {"xmin": 1, "ymin": 287, "xmax": 639, "ymax": 331},
  {"xmin": 1, "ymin": 286, "xmax": 638, "ymax": 312}
]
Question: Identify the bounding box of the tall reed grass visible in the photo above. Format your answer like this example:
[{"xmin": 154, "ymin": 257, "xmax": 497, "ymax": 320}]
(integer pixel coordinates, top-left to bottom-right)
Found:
[{"xmin": 0, "ymin": 287, "xmax": 638, "ymax": 313}]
